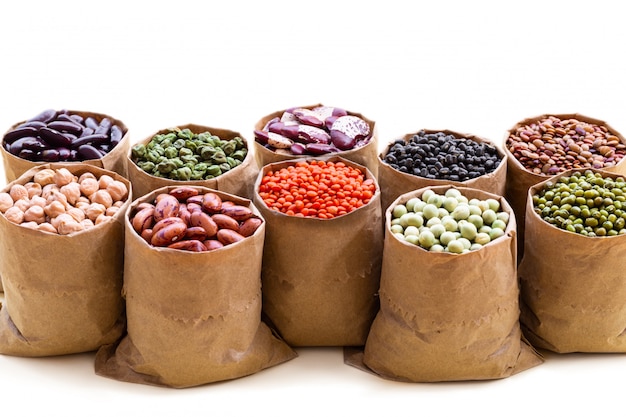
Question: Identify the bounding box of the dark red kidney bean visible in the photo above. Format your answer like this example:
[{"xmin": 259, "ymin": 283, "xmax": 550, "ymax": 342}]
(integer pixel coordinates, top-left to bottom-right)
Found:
[
  {"xmin": 69, "ymin": 114, "xmax": 83, "ymax": 124},
  {"xmin": 21, "ymin": 137, "xmax": 49, "ymax": 150},
  {"xmin": 80, "ymin": 127, "xmax": 95, "ymax": 137},
  {"xmin": 58, "ymin": 147, "xmax": 71, "ymax": 160},
  {"xmin": 16, "ymin": 121, "xmax": 46, "ymax": 129},
  {"xmin": 9, "ymin": 136, "xmax": 37, "ymax": 153},
  {"xmin": 110, "ymin": 125, "xmax": 123, "ymax": 145},
  {"xmin": 48, "ymin": 120, "xmax": 84, "ymax": 134},
  {"xmin": 39, "ymin": 126, "xmax": 72, "ymax": 147},
  {"xmin": 95, "ymin": 117, "xmax": 112, "ymax": 135},
  {"xmin": 71, "ymin": 133, "xmax": 108, "ymax": 148},
  {"xmin": 26, "ymin": 109, "xmax": 56, "ymax": 123},
  {"xmin": 18, "ymin": 149, "xmax": 36, "ymax": 160},
  {"xmin": 3, "ymin": 126, "xmax": 39, "ymax": 144},
  {"xmin": 77, "ymin": 144, "xmax": 104, "ymax": 160},
  {"xmin": 56, "ymin": 113, "xmax": 84, "ymax": 128},
  {"xmin": 41, "ymin": 149, "xmax": 62, "ymax": 162},
  {"xmin": 84, "ymin": 117, "xmax": 99, "ymax": 130}
]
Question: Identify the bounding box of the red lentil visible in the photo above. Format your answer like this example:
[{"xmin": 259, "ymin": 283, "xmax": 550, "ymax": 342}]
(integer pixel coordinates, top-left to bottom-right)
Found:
[{"xmin": 258, "ymin": 160, "xmax": 375, "ymax": 219}]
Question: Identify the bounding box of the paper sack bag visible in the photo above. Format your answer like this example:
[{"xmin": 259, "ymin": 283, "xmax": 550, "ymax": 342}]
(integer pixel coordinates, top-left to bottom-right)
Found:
[
  {"xmin": 253, "ymin": 157, "xmax": 383, "ymax": 347},
  {"xmin": 351, "ymin": 185, "xmax": 542, "ymax": 382},
  {"xmin": 0, "ymin": 164, "xmax": 129, "ymax": 356},
  {"xmin": 519, "ymin": 169, "xmax": 626, "ymax": 353},
  {"xmin": 95, "ymin": 186, "xmax": 296, "ymax": 388}
]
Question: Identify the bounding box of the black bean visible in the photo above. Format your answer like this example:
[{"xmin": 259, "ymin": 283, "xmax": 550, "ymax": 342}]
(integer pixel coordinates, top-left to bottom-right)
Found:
[{"xmin": 383, "ymin": 130, "xmax": 501, "ymax": 181}]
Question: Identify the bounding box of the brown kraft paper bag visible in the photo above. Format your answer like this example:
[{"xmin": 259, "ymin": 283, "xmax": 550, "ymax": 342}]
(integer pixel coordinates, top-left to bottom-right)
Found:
[
  {"xmin": 253, "ymin": 103, "xmax": 380, "ymax": 178},
  {"xmin": 253, "ymin": 157, "xmax": 383, "ymax": 347},
  {"xmin": 127, "ymin": 124, "xmax": 258, "ymax": 199},
  {"xmin": 94, "ymin": 186, "xmax": 297, "ymax": 388},
  {"xmin": 1, "ymin": 109, "xmax": 131, "ymax": 183},
  {"xmin": 0, "ymin": 164, "xmax": 129, "ymax": 356},
  {"xmin": 503, "ymin": 113, "xmax": 626, "ymax": 260},
  {"xmin": 378, "ymin": 129, "xmax": 507, "ymax": 212},
  {"xmin": 350, "ymin": 185, "xmax": 542, "ymax": 382},
  {"xmin": 519, "ymin": 169, "xmax": 626, "ymax": 353}
]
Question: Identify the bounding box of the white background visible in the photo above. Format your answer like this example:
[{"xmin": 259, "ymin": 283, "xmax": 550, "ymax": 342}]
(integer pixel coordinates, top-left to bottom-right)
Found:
[{"xmin": 1, "ymin": 1, "xmax": 626, "ymax": 416}]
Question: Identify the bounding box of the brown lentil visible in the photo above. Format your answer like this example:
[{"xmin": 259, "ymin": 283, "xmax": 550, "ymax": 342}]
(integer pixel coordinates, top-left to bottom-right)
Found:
[{"xmin": 507, "ymin": 115, "xmax": 626, "ymax": 175}]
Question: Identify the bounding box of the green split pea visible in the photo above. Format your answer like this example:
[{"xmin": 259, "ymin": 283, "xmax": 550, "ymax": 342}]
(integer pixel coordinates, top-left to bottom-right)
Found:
[{"xmin": 131, "ymin": 128, "xmax": 247, "ymax": 181}]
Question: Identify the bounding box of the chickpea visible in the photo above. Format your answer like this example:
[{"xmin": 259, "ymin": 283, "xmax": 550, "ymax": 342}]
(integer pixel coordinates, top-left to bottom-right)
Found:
[
  {"xmin": 25, "ymin": 182, "xmax": 42, "ymax": 198},
  {"xmin": 20, "ymin": 221, "xmax": 39, "ymax": 230},
  {"xmin": 41, "ymin": 184, "xmax": 60, "ymax": 200},
  {"xmin": 44, "ymin": 200, "xmax": 67, "ymax": 219},
  {"xmin": 50, "ymin": 213, "xmax": 75, "ymax": 230},
  {"xmin": 67, "ymin": 207, "xmax": 86, "ymax": 223},
  {"xmin": 95, "ymin": 213, "xmax": 110, "ymax": 225},
  {"xmin": 79, "ymin": 177, "xmax": 99, "ymax": 196},
  {"xmin": 33, "ymin": 168, "xmax": 56, "ymax": 186},
  {"xmin": 81, "ymin": 218, "xmax": 95, "ymax": 229},
  {"xmin": 13, "ymin": 198, "xmax": 30, "ymax": 212},
  {"xmin": 0, "ymin": 192, "xmax": 13, "ymax": 213},
  {"xmin": 4, "ymin": 206, "xmax": 24, "ymax": 224},
  {"xmin": 23, "ymin": 205, "xmax": 46, "ymax": 224},
  {"xmin": 90, "ymin": 189, "xmax": 113, "ymax": 208},
  {"xmin": 60, "ymin": 182, "xmax": 82, "ymax": 205},
  {"xmin": 9, "ymin": 184, "xmax": 29, "ymax": 202},
  {"xmin": 98, "ymin": 174, "xmax": 115, "ymax": 190},
  {"xmin": 46, "ymin": 189, "xmax": 68, "ymax": 207},
  {"xmin": 105, "ymin": 206, "xmax": 120, "ymax": 216},
  {"xmin": 53, "ymin": 168, "xmax": 75, "ymax": 187},
  {"xmin": 30, "ymin": 195, "xmax": 47, "ymax": 208},
  {"xmin": 84, "ymin": 202, "xmax": 106, "ymax": 221},
  {"xmin": 78, "ymin": 172, "xmax": 97, "ymax": 183},
  {"xmin": 37, "ymin": 222, "xmax": 57, "ymax": 234},
  {"xmin": 57, "ymin": 218, "xmax": 85, "ymax": 235},
  {"xmin": 106, "ymin": 180, "xmax": 128, "ymax": 202}
]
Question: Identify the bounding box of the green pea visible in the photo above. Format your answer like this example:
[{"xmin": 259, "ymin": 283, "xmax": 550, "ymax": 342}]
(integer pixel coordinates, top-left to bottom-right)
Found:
[
  {"xmin": 131, "ymin": 144, "xmax": 147, "ymax": 159},
  {"xmin": 418, "ymin": 230, "xmax": 436, "ymax": 249},
  {"xmin": 206, "ymin": 165, "xmax": 222, "ymax": 177},
  {"xmin": 447, "ymin": 239, "xmax": 464, "ymax": 254}
]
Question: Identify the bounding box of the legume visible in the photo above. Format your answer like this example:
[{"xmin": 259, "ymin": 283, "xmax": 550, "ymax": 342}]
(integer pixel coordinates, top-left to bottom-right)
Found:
[
  {"xmin": 258, "ymin": 160, "xmax": 376, "ymax": 219},
  {"xmin": 532, "ymin": 170, "xmax": 626, "ymax": 237},
  {"xmin": 2, "ymin": 109, "xmax": 125, "ymax": 162},
  {"xmin": 129, "ymin": 186, "xmax": 263, "ymax": 251},
  {"xmin": 0, "ymin": 168, "xmax": 128, "ymax": 234},
  {"xmin": 391, "ymin": 188, "xmax": 510, "ymax": 253},
  {"xmin": 131, "ymin": 128, "xmax": 248, "ymax": 181},
  {"xmin": 254, "ymin": 106, "xmax": 372, "ymax": 156},
  {"xmin": 383, "ymin": 130, "xmax": 502, "ymax": 181},
  {"xmin": 506, "ymin": 115, "xmax": 626, "ymax": 175}
]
